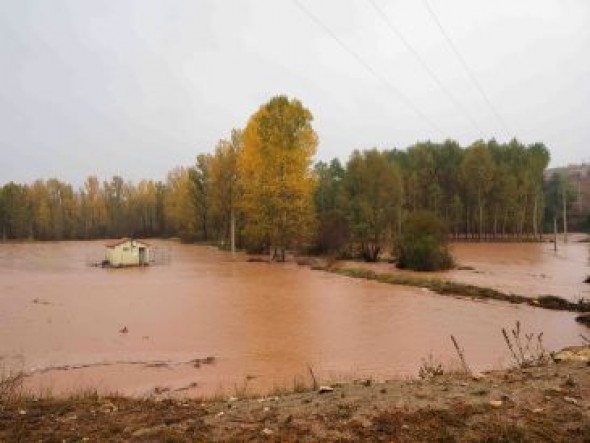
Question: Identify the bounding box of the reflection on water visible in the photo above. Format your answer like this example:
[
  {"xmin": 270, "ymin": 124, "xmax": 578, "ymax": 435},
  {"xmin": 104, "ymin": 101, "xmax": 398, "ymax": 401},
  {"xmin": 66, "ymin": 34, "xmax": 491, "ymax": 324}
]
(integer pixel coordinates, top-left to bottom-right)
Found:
[{"xmin": 0, "ymin": 240, "xmax": 587, "ymax": 397}]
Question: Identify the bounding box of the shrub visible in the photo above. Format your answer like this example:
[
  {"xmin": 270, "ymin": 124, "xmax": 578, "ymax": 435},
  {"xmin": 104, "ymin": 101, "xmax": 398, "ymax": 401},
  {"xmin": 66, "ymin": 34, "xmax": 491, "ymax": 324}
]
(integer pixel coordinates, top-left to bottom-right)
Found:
[
  {"xmin": 0, "ymin": 370, "xmax": 24, "ymax": 402},
  {"xmin": 310, "ymin": 211, "xmax": 349, "ymax": 255},
  {"xmin": 537, "ymin": 294, "xmax": 571, "ymax": 310},
  {"xmin": 576, "ymin": 314, "xmax": 590, "ymax": 327},
  {"xmin": 396, "ymin": 211, "xmax": 454, "ymax": 271},
  {"xmin": 418, "ymin": 354, "xmax": 444, "ymax": 380}
]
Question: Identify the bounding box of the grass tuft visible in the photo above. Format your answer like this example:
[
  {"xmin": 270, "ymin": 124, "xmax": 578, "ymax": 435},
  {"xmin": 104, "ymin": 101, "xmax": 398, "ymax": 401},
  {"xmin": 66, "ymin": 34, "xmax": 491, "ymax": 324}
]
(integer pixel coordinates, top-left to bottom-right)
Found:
[{"xmin": 0, "ymin": 370, "xmax": 25, "ymax": 402}]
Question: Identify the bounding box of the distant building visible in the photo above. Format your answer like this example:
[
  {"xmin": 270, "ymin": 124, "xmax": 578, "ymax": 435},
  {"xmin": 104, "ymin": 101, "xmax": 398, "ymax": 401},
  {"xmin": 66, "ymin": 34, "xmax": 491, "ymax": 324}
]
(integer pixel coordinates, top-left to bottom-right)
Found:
[{"xmin": 105, "ymin": 238, "xmax": 151, "ymax": 267}]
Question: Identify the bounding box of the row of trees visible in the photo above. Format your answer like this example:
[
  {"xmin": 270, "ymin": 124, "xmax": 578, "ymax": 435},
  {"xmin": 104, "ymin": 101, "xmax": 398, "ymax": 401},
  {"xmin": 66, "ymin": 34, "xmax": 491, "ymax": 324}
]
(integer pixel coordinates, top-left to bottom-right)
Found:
[
  {"xmin": 0, "ymin": 96, "xmax": 318, "ymax": 263},
  {"xmin": 0, "ymin": 95, "xmax": 572, "ymax": 262},
  {"xmin": 0, "ymin": 176, "xmax": 166, "ymax": 240},
  {"xmin": 314, "ymin": 139, "xmax": 555, "ymax": 259}
]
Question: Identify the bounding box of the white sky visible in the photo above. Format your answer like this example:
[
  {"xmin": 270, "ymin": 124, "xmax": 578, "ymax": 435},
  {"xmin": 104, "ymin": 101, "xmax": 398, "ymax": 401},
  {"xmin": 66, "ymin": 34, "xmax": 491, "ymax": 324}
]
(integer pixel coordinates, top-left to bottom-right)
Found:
[{"xmin": 1, "ymin": 0, "xmax": 589, "ymax": 185}]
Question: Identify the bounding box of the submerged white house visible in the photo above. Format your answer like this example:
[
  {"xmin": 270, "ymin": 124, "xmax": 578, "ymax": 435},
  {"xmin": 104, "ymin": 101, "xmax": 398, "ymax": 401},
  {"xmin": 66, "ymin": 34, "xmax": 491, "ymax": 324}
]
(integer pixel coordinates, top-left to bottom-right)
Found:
[{"xmin": 105, "ymin": 238, "xmax": 151, "ymax": 267}]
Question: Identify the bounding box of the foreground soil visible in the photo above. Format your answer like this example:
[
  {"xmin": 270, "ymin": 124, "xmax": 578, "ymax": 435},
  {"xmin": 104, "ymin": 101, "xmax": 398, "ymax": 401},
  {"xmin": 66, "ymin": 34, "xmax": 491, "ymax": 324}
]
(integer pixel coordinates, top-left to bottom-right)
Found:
[{"xmin": 1, "ymin": 361, "xmax": 589, "ymax": 442}]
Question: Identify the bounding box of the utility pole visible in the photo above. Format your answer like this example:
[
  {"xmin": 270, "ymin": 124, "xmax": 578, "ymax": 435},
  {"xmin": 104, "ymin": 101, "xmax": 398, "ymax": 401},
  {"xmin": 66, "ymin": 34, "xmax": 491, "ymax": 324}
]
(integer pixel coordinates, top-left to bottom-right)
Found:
[
  {"xmin": 553, "ymin": 217, "xmax": 557, "ymax": 252},
  {"xmin": 562, "ymin": 185, "xmax": 568, "ymax": 243},
  {"xmin": 533, "ymin": 196, "xmax": 538, "ymax": 240}
]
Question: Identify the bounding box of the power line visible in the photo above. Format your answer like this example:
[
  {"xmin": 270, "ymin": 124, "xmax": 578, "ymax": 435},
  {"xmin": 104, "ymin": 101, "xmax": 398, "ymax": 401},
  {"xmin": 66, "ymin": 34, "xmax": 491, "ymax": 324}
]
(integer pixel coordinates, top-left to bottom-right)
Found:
[
  {"xmin": 292, "ymin": 0, "xmax": 443, "ymax": 136},
  {"xmin": 368, "ymin": 0, "xmax": 485, "ymax": 138},
  {"xmin": 422, "ymin": 0, "xmax": 512, "ymax": 139}
]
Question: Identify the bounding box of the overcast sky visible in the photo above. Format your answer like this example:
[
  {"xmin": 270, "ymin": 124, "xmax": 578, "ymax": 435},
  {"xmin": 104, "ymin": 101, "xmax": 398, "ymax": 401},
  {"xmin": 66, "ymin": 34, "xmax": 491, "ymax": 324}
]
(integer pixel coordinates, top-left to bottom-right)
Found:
[{"xmin": 1, "ymin": 0, "xmax": 589, "ymax": 185}]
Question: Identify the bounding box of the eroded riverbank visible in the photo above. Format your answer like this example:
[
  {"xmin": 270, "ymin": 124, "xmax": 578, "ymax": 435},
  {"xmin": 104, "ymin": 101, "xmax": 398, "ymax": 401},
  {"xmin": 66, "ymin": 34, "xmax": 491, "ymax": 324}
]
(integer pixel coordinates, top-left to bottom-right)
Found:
[{"xmin": 2, "ymin": 360, "xmax": 588, "ymax": 442}]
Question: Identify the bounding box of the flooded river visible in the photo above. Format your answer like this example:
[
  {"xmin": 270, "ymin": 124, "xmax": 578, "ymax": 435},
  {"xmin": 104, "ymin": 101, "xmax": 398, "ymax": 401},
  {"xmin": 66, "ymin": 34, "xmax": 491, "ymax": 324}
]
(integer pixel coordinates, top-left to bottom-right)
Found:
[
  {"xmin": 348, "ymin": 237, "xmax": 590, "ymax": 302},
  {"xmin": 0, "ymin": 239, "xmax": 588, "ymax": 397}
]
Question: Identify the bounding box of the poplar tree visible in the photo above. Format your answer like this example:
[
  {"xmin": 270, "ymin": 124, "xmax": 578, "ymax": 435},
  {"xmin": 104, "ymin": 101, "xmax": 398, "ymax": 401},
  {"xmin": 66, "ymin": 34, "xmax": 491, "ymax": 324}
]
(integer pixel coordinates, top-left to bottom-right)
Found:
[
  {"xmin": 209, "ymin": 129, "xmax": 242, "ymax": 250},
  {"xmin": 239, "ymin": 96, "xmax": 317, "ymax": 261},
  {"xmin": 342, "ymin": 149, "xmax": 402, "ymax": 261}
]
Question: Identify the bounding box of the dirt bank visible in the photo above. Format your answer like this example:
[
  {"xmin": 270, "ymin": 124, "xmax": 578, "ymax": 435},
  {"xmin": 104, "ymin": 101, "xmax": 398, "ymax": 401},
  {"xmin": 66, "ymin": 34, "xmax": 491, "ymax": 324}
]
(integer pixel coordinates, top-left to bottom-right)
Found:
[{"xmin": 2, "ymin": 361, "xmax": 588, "ymax": 442}]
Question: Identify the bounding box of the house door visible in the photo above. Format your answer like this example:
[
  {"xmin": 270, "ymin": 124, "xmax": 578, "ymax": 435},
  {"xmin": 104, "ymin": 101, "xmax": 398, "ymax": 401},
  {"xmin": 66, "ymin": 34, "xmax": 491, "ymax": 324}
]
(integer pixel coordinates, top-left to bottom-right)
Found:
[{"xmin": 138, "ymin": 247, "xmax": 146, "ymax": 265}]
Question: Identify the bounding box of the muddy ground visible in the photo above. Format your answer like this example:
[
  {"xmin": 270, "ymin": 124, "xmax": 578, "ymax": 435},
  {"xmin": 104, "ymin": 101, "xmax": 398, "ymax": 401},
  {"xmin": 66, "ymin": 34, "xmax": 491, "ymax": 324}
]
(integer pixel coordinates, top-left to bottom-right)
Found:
[{"xmin": 1, "ymin": 360, "xmax": 588, "ymax": 442}]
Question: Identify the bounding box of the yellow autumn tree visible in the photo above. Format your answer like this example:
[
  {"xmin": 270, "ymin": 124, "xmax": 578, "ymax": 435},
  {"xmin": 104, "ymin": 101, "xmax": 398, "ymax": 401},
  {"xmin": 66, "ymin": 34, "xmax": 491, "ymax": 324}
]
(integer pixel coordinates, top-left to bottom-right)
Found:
[
  {"xmin": 82, "ymin": 175, "xmax": 108, "ymax": 238},
  {"xmin": 239, "ymin": 96, "xmax": 317, "ymax": 261},
  {"xmin": 134, "ymin": 180, "xmax": 159, "ymax": 236},
  {"xmin": 209, "ymin": 129, "xmax": 242, "ymax": 250},
  {"xmin": 164, "ymin": 167, "xmax": 196, "ymax": 240},
  {"xmin": 29, "ymin": 180, "xmax": 51, "ymax": 239}
]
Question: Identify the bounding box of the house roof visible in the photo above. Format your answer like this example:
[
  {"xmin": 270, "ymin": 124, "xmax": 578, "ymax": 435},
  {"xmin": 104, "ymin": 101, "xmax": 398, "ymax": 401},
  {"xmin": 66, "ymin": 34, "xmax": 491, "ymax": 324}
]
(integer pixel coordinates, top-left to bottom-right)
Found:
[{"xmin": 105, "ymin": 238, "xmax": 151, "ymax": 248}]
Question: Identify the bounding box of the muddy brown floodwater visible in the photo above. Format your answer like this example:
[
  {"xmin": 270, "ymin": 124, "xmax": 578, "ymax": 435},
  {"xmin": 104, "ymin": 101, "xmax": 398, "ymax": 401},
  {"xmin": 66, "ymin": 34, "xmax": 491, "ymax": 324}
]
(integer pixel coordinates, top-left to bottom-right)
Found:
[
  {"xmin": 0, "ymin": 239, "xmax": 588, "ymax": 398},
  {"xmin": 345, "ymin": 236, "xmax": 590, "ymax": 302},
  {"xmin": 448, "ymin": 238, "xmax": 590, "ymax": 301}
]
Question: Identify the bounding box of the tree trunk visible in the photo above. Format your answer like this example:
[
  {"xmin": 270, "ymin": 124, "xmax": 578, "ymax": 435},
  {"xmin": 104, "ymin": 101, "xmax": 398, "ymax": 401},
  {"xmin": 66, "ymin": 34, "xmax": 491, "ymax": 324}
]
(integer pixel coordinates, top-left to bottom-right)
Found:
[
  {"xmin": 533, "ymin": 196, "xmax": 538, "ymax": 239},
  {"xmin": 478, "ymin": 201, "xmax": 483, "ymax": 242},
  {"xmin": 230, "ymin": 208, "xmax": 236, "ymax": 253},
  {"xmin": 493, "ymin": 212, "xmax": 498, "ymax": 239},
  {"xmin": 397, "ymin": 206, "xmax": 402, "ymax": 239},
  {"xmin": 202, "ymin": 214, "xmax": 208, "ymax": 241}
]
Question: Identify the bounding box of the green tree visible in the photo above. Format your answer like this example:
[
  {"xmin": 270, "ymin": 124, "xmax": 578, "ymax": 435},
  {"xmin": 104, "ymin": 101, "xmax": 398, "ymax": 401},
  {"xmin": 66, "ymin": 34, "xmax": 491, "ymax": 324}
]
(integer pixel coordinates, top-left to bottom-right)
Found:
[
  {"xmin": 460, "ymin": 142, "xmax": 494, "ymax": 240},
  {"xmin": 312, "ymin": 158, "xmax": 348, "ymax": 254},
  {"xmin": 396, "ymin": 211, "xmax": 454, "ymax": 271},
  {"xmin": 0, "ymin": 182, "xmax": 31, "ymax": 239},
  {"xmin": 543, "ymin": 171, "xmax": 575, "ymax": 233},
  {"xmin": 189, "ymin": 154, "xmax": 212, "ymax": 241},
  {"xmin": 342, "ymin": 149, "xmax": 402, "ymax": 261},
  {"xmin": 527, "ymin": 143, "xmax": 550, "ymax": 237}
]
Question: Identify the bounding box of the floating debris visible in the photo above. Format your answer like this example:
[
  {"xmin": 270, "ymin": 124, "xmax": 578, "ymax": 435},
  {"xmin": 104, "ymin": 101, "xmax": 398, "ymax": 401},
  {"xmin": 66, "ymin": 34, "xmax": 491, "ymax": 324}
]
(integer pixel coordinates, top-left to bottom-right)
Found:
[
  {"xmin": 32, "ymin": 298, "xmax": 51, "ymax": 305},
  {"xmin": 318, "ymin": 386, "xmax": 334, "ymax": 394},
  {"xmin": 24, "ymin": 355, "xmax": 217, "ymax": 377}
]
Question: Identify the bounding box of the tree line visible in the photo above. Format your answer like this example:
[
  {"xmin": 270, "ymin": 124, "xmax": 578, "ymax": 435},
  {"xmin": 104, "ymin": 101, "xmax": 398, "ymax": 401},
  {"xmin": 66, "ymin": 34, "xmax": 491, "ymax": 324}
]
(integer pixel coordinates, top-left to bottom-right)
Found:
[
  {"xmin": 0, "ymin": 95, "xmax": 571, "ymax": 261},
  {"xmin": 0, "ymin": 96, "xmax": 317, "ymax": 263}
]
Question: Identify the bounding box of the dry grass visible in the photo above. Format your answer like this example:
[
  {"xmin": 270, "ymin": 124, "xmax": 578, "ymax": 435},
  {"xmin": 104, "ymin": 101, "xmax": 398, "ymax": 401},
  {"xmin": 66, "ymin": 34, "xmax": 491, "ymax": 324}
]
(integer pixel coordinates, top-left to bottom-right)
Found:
[
  {"xmin": 0, "ymin": 369, "xmax": 25, "ymax": 402},
  {"xmin": 417, "ymin": 354, "xmax": 444, "ymax": 380},
  {"xmin": 501, "ymin": 321, "xmax": 551, "ymax": 368}
]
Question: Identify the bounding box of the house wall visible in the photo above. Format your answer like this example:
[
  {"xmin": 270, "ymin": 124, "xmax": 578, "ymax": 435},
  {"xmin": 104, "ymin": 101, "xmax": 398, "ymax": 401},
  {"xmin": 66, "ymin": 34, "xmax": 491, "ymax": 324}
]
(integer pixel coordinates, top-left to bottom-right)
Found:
[{"xmin": 106, "ymin": 241, "xmax": 150, "ymax": 266}]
